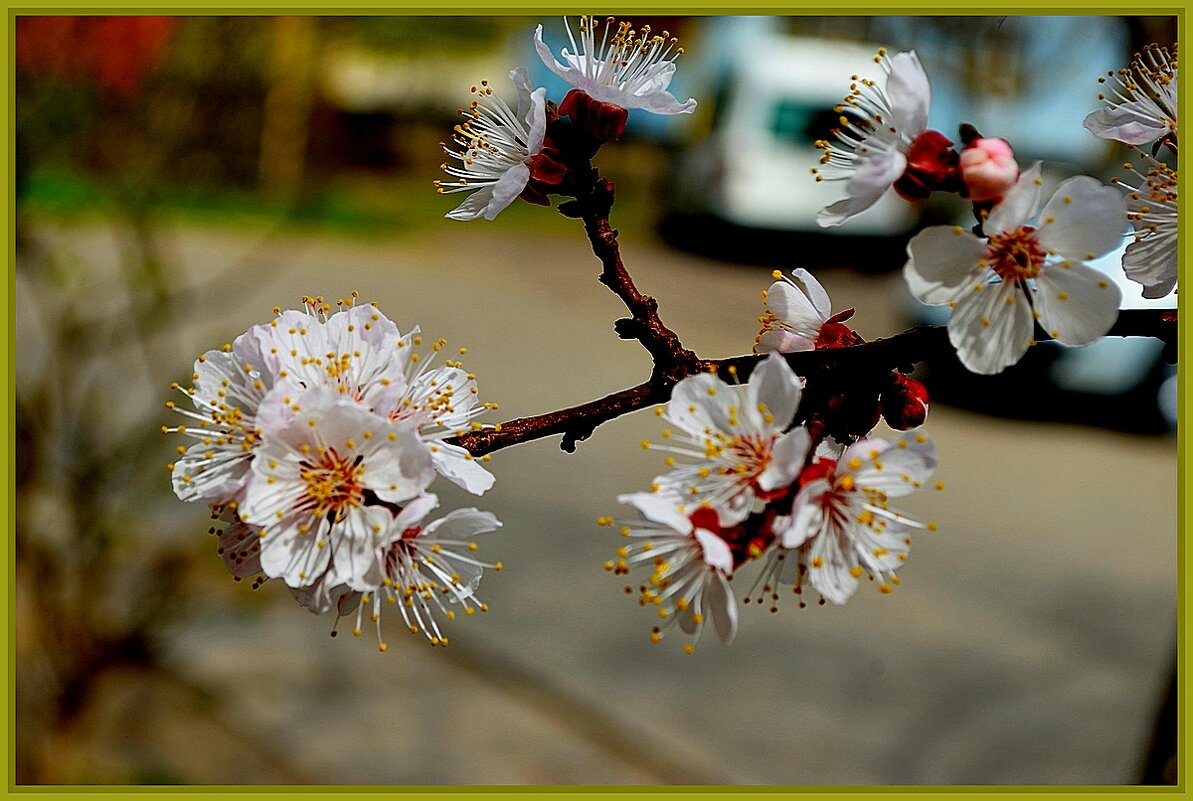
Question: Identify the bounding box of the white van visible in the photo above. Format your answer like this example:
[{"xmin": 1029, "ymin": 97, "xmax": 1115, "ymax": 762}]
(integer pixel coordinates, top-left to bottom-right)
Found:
[{"xmin": 663, "ymin": 33, "xmax": 920, "ymax": 236}]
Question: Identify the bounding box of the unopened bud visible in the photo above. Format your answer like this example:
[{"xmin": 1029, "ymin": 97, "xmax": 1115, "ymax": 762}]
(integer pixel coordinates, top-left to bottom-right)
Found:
[
  {"xmin": 960, "ymin": 137, "xmax": 1019, "ymax": 203},
  {"xmin": 880, "ymin": 373, "xmax": 930, "ymax": 430}
]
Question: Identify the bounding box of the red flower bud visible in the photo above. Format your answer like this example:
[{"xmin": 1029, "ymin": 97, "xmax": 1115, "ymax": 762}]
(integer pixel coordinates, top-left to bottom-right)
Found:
[
  {"xmin": 559, "ymin": 89, "xmax": 628, "ymax": 144},
  {"xmin": 894, "ymin": 129, "xmax": 959, "ymax": 201},
  {"xmin": 880, "ymin": 374, "xmax": 930, "ymax": 430}
]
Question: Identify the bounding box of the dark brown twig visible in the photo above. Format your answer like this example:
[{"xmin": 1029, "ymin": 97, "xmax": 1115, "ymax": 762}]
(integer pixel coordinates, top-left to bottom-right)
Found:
[{"xmin": 449, "ymin": 309, "xmax": 1176, "ymax": 457}]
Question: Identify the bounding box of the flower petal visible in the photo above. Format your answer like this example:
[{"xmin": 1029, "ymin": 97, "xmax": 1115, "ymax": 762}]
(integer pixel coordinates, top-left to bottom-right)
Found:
[
  {"xmin": 1083, "ymin": 102, "xmax": 1171, "ymax": 146},
  {"xmin": 1034, "ymin": 261, "xmax": 1122, "ymax": 346},
  {"xmin": 745, "ymin": 353, "xmax": 801, "ymax": 432},
  {"xmin": 783, "ymin": 478, "xmax": 830, "ymax": 549},
  {"xmin": 845, "ymin": 431, "xmax": 938, "ymax": 499},
  {"xmin": 817, "ymin": 149, "xmax": 907, "ymax": 228},
  {"xmin": 1123, "ymin": 235, "xmax": 1178, "ymax": 299},
  {"xmin": 705, "ymin": 571, "xmax": 738, "ymax": 645},
  {"xmin": 985, "ymin": 161, "xmax": 1043, "ymax": 236},
  {"xmin": 807, "ymin": 526, "xmax": 860, "ymax": 605},
  {"xmin": 694, "ymin": 527, "xmax": 734, "ymax": 575},
  {"xmin": 618, "ymin": 491, "xmax": 691, "ymax": 534},
  {"xmin": 667, "ymin": 373, "xmax": 734, "ymax": 437},
  {"xmin": 947, "ymin": 281, "xmax": 1034, "ymax": 375},
  {"xmin": 757, "ymin": 427, "xmax": 811, "ymax": 494},
  {"xmin": 258, "ymin": 515, "xmax": 333, "ymax": 588},
  {"xmin": 1037, "ymin": 176, "xmax": 1126, "ymax": 261},
  {"xmin": 424, "ymin": 507, "xmax": 502, "ymax": 542},
  {"xmin": 365, "ymin": 422, "xmax": 435, "ymax": 504},
  {"xmin": 791, "ymin": 268, "xmax": 832, "ymax": 319},
  {"xmin": 757, "ymin": 329, "xmax": 814, "ymax": 353},
  {"xmin": 886, "ymin": 51, "xmax": 931, "ymax": 134},
  {"xmin": 445, "ymin": 187, "xmax": 496, "ymax": 222},
  {"xmin": 329, "ymin": 506, "xmax": 393, "ymax": 591},
  {"xmin": 430, "ymin": 442, "xmax": 496, "ymax": 495},
  {"xmin": 767, "ymin": 279, "xmax": 827, "ymax": 336},
  {"xmin": 904, "ymin": 226, "xmax": 988, "ymax": 304}
]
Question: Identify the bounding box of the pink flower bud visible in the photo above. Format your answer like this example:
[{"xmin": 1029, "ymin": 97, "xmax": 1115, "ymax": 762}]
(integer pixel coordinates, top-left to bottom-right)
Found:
[{"xmin": 960, "ymin": 137, "xmax": 1019, "ymax": 203}]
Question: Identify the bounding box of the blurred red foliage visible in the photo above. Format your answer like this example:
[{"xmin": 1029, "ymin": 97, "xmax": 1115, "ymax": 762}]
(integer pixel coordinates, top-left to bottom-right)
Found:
[{"xmin": 16, "ymin": 16, "xmax": 177, "ymax": 100}]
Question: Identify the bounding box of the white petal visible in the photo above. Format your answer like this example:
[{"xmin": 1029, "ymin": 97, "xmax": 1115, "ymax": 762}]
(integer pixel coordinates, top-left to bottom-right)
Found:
[
  {"xmin": 705, "ymin": 571, "xmax": 738, "ymax": 645},
  {"xmin": 258, "ymin": 515, "xmax": 332, "ymax": 588},
  {"xmin": 445, "ymin": 187, "xmax": 494, "ymax": 222},
  {"xmin": 757, "ymin": 329, "xmax": 814, "ymax": 353},
  {"xmin": 807, "ymin": 527, "xmax": 860, "ymax": 605},
  {"xmin": 1123, "ymin": 235, "xmax": 1179, "ymax": 299},
  {"xmin": 782, "ymin": 479, "xmax": 829, "ymax": 549},
  {"xmin": 1083, "ymin": 102, "xmax": 1171, "ymax": 146},
  {"xmin": 389, "ymin": 493, "xmax": 439, "ymax": 536},
  {"xmin": 947, "ymin": 282, "xmax": 1034, "ymax": 375},
  {"xmin": 904, "ymin": 226, "xmax": 987, "ymax": 304},
  {"xmin": 365, "ymin": 423, "xmax": 435, "ymax": 504},
  {"xmin": 817, "ymin": 150, "xmax": 907, "ymax": 228},
  {"xmin": 533, "ymin": 24, "xmax": 578, "ymax": 85},
  {"xmin": 618, "ymin": 492, "xmax": 691, "ymax": 534},
  {"xmin": 757, "ymin": 427, "xmax": 811, "ymax": 494},
  {"xmin": 745, "ymin": 353, "xmax": 801, "ymax": 432},
  {"xmin": 330, "ymin": 506, "xmax": 392, "ymax": 591},
  {"xmin": 767, "ymin": 281, "xmax": 824, "ymax": 335},
  {"xmin": 847, "ymin": 432, "xmax": 938, "ymax": 498},
  {"xmin": 790, "ymin": 268, "xmax": 832, "ymax": 319},
  {"xmin": 217, "ymin": 520, "xmax": 262, "ymax": 579},
  {"xmin": 985, "ymin": 161, "xmax": 1043, "ymax": 236},
  {"xmin": 430, "ymin": 442, "xmax": 496, "ymax": 495},
  {"xmin": 424, "ymin": 507, "xmax": 503, "ymax": 542},
  {"xmin": 886, "ymin": 51, "xmax": 931, "ymax": 133},
  {"xmin": 1036, "ymin": 177, "xmax": 1126, "ymax": 261},
  {"xmin": 632, "ymin": 88, "xmax": 697, "ymax": 115},
  {"xmin": 1034, "ymin": 261, "xmax": 1122, "ymax": 346},
  {"xmin": 694, "ymin": 527, "xmax": 734, "ymax": 575},
  {"xmin": 483, "ymin": 163, "xmax": 531, "ymax": 221},
  {"xmin": 667, "ymin": 373, "xmax": 734, "ymax": 436}
]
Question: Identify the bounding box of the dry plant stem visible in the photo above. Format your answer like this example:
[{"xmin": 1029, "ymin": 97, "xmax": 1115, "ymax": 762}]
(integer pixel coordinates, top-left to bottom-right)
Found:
[{"xmin": 450, "ymin": 309, "xmax": 1176, "ymax": 457}]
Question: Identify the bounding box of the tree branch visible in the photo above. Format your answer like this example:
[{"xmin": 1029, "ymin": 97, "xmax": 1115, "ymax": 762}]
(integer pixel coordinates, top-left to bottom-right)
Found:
[{"xmin": 449, "ymin": 308, "xmax": 1176, "ymax": 457}]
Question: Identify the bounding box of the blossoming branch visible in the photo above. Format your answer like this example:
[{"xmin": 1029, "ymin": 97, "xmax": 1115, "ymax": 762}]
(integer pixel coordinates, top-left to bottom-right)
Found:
[{"xmin": 165, "ymin": 18, "xmax": 1177, "ymax": 655}]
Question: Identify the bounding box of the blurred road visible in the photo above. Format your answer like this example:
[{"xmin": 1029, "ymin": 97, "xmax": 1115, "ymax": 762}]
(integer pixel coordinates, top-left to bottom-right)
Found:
[{"xmin": 17, "ymin": 217, "xmax": 1177, "ymax": 784}]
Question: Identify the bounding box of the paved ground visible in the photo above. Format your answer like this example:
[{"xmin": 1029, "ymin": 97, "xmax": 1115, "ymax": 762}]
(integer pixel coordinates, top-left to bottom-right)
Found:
[{"xmin": 16, "ymin": 216, "xmax": 1178, "ymax": 785}]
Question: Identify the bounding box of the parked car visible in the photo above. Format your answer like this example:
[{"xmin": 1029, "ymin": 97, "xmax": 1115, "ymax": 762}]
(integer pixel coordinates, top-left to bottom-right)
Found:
[{"xmin": 658, "ymin": 33, "xmax": 919, "ymax": 267}]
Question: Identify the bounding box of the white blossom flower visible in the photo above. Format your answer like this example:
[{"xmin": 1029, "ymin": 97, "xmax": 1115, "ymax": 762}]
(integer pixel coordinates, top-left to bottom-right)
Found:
[
  {"xmin": 603, "ymin": 492, "xmax": 738, "ymax": 652},
  {"xmin": 166, "ymin": 325, "xmax": 277, "ymax": 504},
  {"xmin": 259, "ymin": 299, "xmax": 496, "ymax": 495},
  {"xmin": 436, "ymin": 67, "xmax": 547, "ymax": 221},
  {"xmin": 645, "ymin": 354, "xmax": 810, "ymax": 522},
  {"xmin": 332, "ymin": 493, "xmax": 503, "ymax": 650},
  {"xmin": 904, "ymin": 163, "xmax": 1126, "ymax": 375},
  {"xmin": 756, "ymin": 268, "xmax": 833, "ymax": 353},
  {"xmin": 534, "ymin": 16, "xmax": 696, "ymax": 115},
  {"xmin": 778, "ymin": 431, "xmax": 939, "ymax": 605},
  {"xmin": 814, "ymin": 49, "xmax": 932, "ymax": 227},
  {"xmin": 1116, "ymin": 157, "xmax": 1179, "ymax": 299},
  {"xmin": 1084, "ymin": 44, "xmax": 1177, "ymax": 148},
  {"xmin": 238, "ymin": 387, "xmax": 434, "ymax": 591}
]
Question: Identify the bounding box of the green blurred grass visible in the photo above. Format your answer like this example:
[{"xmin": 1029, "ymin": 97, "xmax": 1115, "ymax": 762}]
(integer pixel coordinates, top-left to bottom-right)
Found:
[{"xmin": 18, "ymin": 159, "xmax": 662, "ymax": 242}]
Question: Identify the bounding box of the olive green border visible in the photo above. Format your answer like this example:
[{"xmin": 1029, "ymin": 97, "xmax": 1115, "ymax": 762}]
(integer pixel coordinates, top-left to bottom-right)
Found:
[{"xmin": 4, "ymin": 4, "xmax": 1187, "ymax": 800}]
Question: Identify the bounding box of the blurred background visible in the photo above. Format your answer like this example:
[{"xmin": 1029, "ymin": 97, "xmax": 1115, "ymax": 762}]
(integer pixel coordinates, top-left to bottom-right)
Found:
[{"xmin": 14, "ymin": 15, "xmax": 1178, "ymax": 785}]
